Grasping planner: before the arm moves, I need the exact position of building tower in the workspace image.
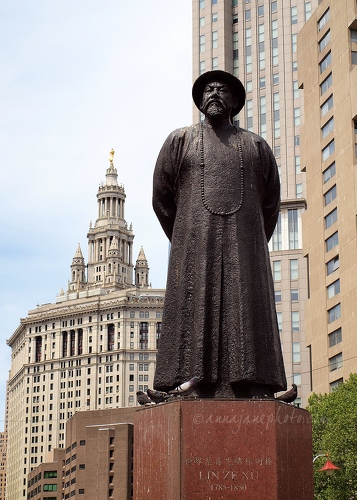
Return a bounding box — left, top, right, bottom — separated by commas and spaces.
192, 0, 318, 406
87, 152, 134, 289
6, 153, 164, 500
134, 246, 150, 288
299, 0, 357, 393
69, 244, 86, 291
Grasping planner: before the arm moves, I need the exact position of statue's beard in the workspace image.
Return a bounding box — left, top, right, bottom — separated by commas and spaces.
202, 100, 227, 118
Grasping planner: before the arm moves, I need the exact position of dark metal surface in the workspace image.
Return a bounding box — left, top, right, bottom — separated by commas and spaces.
153, 71, 287, 398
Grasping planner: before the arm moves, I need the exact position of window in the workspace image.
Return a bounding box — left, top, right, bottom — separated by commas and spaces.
293, 373, 301, 385
329, 353, 342, 372
296, 183, 303, 198
322, 140, 335, 161
43, 484, 57, 491
246, 98, 253, 129
213, 12, 218, 22
321, 95, 333, 117
329, 328, 342, 348
272, 213, 282, 250
271, 1, 277, 13
199, 61, 205, 74
200, 16, 205, 27
245, 9, 251, 21
328, 303, 341, 323
233, 31, 238, 59
260, 77, 265, 88
129, 364, 134, 371
290, 259, 298, 280
246, 28, 252, 73
319, 30, 330, 52
294, 107, 300, 127
351, 52, 357, 65
295, 155, 301, 174
327, 279, 340, 299
273, 261, 281, 281
322, 117, 334, 139
320, 52, 332, 73
351, 29, 357, 42
288, 209, 299, 249
291, 311, 300, 331
212, 57, 218, 70
212, 0, 217, 4
292, 342, 300, 363
273, 93, 280, 137
272, 19, 279, 66
305, 2, 312, 21
323, 162, 336, 183
320, 73, 332, 96
292, 33, 297, 53
291, 6, 297, 24
258, 24, 265, 70
212, 31, 218, 49
291, 289, 299, 301
293, 80, 299, 99
326, 255, 339, 275
277, 312, 282, 332
330, 378, 343, 391
326, 231, 338, 252
275, 290, 281, 302
200, 0, 205, 8
324, 185, 336, 206
200, 35, 205, 53
325, 208, 337, 229
318, 9, 330, 31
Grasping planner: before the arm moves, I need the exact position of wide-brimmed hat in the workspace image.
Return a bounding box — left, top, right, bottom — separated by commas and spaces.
192, 70, 246, 116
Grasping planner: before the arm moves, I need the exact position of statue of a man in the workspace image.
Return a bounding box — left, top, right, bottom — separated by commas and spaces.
153, 70, 287, 398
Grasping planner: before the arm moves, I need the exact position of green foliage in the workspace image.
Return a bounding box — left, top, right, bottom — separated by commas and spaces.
307, 373, 357, 499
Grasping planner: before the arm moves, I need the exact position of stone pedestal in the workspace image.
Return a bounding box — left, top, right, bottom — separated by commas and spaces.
134, 399, 313, 500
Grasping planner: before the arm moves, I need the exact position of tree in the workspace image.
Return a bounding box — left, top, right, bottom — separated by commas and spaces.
307, 373, 357, 499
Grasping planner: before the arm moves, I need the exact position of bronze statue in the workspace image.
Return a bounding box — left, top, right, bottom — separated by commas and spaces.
153, 70, 287, 398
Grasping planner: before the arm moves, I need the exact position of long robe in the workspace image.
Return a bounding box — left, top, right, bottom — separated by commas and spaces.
153, 123, 287, 395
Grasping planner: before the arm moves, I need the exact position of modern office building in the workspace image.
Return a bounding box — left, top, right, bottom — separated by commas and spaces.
6, 156, 164, 499
299, 0, 357, 394
27, 407, 136, 500
192, 0, 319, 405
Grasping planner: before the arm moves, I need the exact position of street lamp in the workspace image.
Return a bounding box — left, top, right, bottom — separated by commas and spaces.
313, 453, 340, 476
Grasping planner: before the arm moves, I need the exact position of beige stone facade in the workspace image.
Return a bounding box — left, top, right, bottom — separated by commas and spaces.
6, 158, 164, 500
192, 0, 318, 405
299, 0, 357, 394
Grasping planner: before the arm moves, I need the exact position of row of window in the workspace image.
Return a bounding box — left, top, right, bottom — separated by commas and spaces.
29, 310, 161, 334
276, 311, 300, 333
275, 289, 299, 302
272, 259, 298, 281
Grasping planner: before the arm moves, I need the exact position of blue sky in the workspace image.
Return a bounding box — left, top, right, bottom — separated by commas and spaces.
0, 0, 192, 426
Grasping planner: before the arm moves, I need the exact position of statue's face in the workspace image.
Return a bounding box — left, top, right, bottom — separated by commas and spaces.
200, 81, 238, 119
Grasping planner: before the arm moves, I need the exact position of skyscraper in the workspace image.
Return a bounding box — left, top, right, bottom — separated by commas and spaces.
299, 0, 357, 394
6, 156, 164, 499
192, 0, 318, 406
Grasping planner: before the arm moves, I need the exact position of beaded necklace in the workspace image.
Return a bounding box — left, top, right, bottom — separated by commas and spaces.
200, 123, 244, 216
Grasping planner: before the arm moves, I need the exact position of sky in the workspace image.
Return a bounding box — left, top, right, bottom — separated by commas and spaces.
0, 0, 192, 426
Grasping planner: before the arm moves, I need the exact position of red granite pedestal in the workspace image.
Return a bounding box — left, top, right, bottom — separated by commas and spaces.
134, 399, 313, 500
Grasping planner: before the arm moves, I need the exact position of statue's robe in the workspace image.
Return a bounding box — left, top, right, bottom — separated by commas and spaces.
153, 123, 287, 396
